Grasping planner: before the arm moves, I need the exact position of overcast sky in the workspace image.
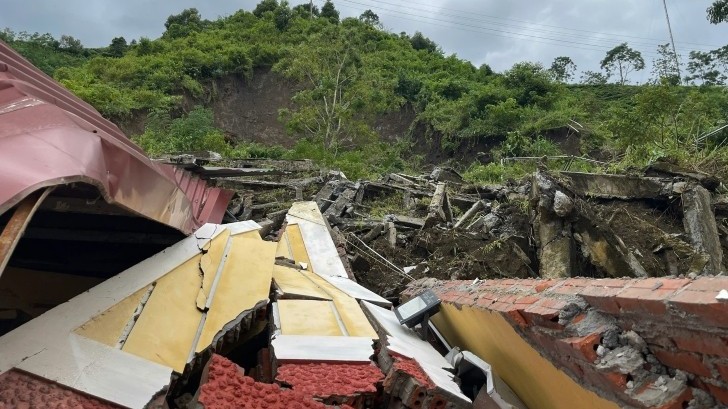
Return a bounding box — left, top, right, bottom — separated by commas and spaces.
2, 0, 727, 81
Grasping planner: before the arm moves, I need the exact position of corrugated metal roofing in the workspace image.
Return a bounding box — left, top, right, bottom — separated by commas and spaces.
0, 41, 232, 234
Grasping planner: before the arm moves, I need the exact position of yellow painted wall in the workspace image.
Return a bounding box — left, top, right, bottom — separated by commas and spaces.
196, 235, 275, 352
303, 272, 377, 339
121, 254, 204, 372
278, 299, 343, 336
272, 265, 331, 300
74, 286, 149, 346
432, 304, 619, 409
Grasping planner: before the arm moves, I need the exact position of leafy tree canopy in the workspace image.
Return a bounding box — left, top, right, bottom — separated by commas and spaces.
707, 0, 728, 24
600, 43, 645, 85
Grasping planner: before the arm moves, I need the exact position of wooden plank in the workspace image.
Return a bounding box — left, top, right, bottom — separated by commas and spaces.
0, 188, 52, 278
40, 196, 130, 216
1, 267, 102, 312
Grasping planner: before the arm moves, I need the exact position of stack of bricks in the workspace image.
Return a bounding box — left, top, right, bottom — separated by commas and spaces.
381, 356, 450, 409
405, 276, 728, 408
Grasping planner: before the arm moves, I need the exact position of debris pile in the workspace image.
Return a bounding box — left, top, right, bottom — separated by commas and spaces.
176, 153, 728, 298
5, 40, 727, 409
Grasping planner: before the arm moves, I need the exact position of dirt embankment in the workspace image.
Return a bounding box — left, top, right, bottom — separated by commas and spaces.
116, 69, 579, 166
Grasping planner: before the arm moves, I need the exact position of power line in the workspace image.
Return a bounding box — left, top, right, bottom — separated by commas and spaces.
344, 0, 723, 50
342, 0, 713, 54
334, 0, 664, 58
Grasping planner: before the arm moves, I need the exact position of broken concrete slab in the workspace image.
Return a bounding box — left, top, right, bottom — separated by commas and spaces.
453, 200, 486, 230
561, 172, 679, 200
646, 161, 720, 191
533, 172, 574, 278
430, 167, 464, 184
424, 183, 448, 228
682, 186, 724, 274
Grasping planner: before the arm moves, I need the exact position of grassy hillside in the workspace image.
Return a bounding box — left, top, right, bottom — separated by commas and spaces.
3, 2, 728, 180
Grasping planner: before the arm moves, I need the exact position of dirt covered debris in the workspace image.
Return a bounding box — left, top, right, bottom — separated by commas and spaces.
173, 153, 728, 298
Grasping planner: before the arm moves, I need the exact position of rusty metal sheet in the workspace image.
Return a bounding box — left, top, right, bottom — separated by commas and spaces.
0, 41, 232, 234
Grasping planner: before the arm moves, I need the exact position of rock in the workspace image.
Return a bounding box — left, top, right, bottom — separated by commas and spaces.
596, 346, 645, 374
602, 327, 620, 349
553, 190, 574, 217
482, 213, 501, 233
620, 330, 648, 354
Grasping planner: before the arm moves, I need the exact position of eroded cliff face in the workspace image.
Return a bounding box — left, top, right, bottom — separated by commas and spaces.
119, 68, 415, 148
205, 69, 298, 147
116, 68, 576, 165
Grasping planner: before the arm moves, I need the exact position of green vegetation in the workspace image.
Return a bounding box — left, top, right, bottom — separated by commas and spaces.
4, 2, 728, 183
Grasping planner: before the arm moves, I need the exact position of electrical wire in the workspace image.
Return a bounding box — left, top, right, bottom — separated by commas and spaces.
333, 0, 665, 58
338, 0, 714, 54
346, 234, 415, 281
336, 0, 722, 50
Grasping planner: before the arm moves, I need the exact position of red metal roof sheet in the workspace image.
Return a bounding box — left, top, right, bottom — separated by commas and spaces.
0, 41, 232, 234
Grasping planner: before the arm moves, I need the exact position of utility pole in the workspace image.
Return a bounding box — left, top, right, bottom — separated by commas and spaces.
661, 0, 682, 83
310, 0, 313, 18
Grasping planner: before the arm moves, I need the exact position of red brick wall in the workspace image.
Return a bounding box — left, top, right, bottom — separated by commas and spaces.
405, 276, 728, 408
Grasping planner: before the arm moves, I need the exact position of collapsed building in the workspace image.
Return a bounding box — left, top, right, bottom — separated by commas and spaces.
1, 40, 728, 409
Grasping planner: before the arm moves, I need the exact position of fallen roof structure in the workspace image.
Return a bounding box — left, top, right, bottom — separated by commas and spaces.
0, 201, 484, 408
0, 41, 234, 339
0, 41, 232, 235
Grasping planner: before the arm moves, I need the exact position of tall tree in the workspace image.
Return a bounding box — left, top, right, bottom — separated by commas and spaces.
320, 1, 340, 23
292, 3, 319, 18
410, 31, 438, 53
359, 10, 380, 27
58, 35, 83, 54
274, 1, 293, 31
707, 0, 728, 24
549, 56, 577, 82
274, 26, 380, 154
164, 8, 204, 38
600, 43, 645, 85
503, 62, 558, 107
107, 36, 128, 58
253, 0, 279, 17
685, 50, 726, 85
651, 43, 680, 85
